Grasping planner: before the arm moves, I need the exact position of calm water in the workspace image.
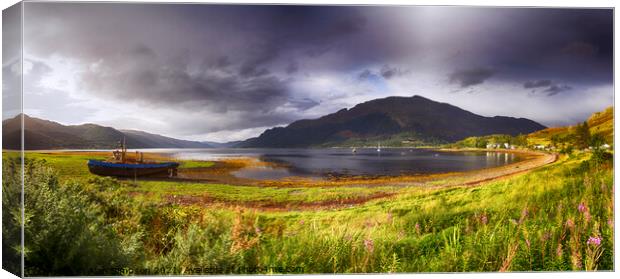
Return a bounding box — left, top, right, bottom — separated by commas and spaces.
133, 148, 525, 180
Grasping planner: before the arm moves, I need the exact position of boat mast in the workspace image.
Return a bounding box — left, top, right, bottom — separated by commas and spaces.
122, 136, 127, 163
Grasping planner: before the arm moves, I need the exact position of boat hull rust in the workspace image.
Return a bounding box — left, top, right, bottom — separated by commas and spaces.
87, 160, 180, 177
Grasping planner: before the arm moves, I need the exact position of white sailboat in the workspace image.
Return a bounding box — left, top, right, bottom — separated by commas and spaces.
377, 142, 381, 152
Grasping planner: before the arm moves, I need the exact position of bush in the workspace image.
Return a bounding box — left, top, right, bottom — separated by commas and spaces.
3, 157, 141, 276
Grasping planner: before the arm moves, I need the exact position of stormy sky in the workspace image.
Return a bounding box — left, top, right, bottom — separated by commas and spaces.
3, 3, 614, 142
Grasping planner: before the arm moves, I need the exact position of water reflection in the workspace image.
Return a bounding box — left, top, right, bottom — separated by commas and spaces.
159, 148, 525, 180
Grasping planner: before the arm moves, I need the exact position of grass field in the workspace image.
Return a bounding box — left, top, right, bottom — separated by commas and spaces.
1, 147, 613, 275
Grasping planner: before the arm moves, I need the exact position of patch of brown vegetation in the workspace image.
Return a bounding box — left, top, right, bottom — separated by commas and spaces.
162, 191, 396, 211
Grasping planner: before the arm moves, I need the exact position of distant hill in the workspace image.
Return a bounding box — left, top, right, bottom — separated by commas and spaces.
2, 114, 212, 150
528, 106, 613, 146
200, 140, 244, 148
241, 95, 546, 147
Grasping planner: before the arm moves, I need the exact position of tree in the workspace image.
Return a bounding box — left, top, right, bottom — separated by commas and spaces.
589, 132, 609, 165
574, 121, 591, 149
513, 134, 528, 147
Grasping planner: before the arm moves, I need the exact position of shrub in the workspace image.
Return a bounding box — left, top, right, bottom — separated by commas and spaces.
3, 157, 140, 276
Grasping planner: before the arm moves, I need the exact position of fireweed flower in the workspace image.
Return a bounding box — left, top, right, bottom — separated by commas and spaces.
584, 211, 592, 223
364, 239, 374, 253
480, 214, 488, 225
578, 202, 587, 213
587, 236, 602, 246
415, 223, 421, 234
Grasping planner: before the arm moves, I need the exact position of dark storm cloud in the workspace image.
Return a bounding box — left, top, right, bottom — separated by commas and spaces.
22, 3, 370, 133
81, 45, 290, 113
449, 68, 496, 88
21, 3, 613, 138
285, 61, 299, 74
523, 80, 552, 89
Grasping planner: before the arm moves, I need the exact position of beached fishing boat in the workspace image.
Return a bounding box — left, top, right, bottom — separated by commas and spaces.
87, 138, 179, 177
87, 160, 179, 177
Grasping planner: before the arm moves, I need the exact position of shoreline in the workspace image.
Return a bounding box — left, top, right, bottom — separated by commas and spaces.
13, 148, 559, 211
21, 148, 557, 188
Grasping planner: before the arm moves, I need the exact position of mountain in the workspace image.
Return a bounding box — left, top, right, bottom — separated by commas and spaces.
241, 95, 546, 147
200, 140, 244, 148
2, 114, 212, 150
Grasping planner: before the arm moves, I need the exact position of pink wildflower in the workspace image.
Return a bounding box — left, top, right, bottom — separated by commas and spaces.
584, 211, 592, 223
480, 214, 488, 225
364, 239, 374, 253
578, 202, 587, 213
587, 236, 602, 246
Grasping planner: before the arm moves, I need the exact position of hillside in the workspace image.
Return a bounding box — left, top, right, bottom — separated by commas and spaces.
527, 106, 613, 146
2, 114, 212, 150
241, 95, 546, 147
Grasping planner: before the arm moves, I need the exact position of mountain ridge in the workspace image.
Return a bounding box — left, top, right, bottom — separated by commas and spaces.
240, 95, 547, 147
2, 114, 213, 150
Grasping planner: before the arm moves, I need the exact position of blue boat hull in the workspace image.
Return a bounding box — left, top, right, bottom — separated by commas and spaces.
87, 160, 180, 177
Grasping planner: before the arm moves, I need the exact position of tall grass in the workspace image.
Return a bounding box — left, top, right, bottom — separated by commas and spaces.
2, 151, 613, 275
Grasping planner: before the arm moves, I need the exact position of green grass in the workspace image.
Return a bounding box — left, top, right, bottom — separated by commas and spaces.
24, 152, 105, 179
178, 160, 215, 169
5, 150, 614, 275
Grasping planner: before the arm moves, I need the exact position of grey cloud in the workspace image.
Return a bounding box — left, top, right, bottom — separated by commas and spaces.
524, 80, 572, 97
19, 4, 614, 139
561, 41, 599, 57
449, 67, 495, 88
285, 61, 299, 74
523, 79, 552, 88
288, 98, 320, 111
380, 65, 403, 79
79, 45, 295, 125
357, 69, 375, 81
544, 84, 572, 96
